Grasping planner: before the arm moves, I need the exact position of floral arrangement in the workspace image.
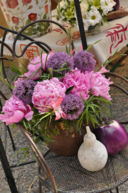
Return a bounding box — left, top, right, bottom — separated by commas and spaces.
57, 0, 117, 31
0, 49, 112, 142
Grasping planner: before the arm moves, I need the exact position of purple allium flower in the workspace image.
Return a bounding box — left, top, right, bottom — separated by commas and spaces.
73, 51, 96, 72
61, 94, 84, 120
47, 52, 73, 75
13, 79, 37, 104
113, 0, 120, 10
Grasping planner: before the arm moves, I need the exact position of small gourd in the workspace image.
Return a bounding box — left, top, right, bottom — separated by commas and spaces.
78, 126, 108, 172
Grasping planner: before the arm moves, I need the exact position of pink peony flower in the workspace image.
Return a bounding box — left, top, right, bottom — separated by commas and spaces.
32, 78, 66, 113
24, 52, 53, 79
0, 96, 33, 125
6, 0, 18, 8
22, 0, 32, 4
62, 68, 112, 101
62, 70, 90, 100
87, 70, 112, 100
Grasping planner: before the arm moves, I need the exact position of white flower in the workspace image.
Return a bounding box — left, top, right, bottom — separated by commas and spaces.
100, 0, 116, 15
86, 6, 102, 26
59, 0, 67, 8
83, 19, 90, 31
80, 0, 89, 15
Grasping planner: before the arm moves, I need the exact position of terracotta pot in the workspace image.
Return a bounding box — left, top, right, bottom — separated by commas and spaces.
48, 122, 86, 156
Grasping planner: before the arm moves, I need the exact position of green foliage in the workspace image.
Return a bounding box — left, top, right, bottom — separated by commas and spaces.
86, 39, 101, 51
20, 94, 111, 144
66, 86, 74, 94
15, 147, 30, 165
57, 0, 76, 26
0, 63, 12, 89
77, 95, 111, 129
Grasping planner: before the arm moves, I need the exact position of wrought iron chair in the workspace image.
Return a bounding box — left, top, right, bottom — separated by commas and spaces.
0, 0, 128, 192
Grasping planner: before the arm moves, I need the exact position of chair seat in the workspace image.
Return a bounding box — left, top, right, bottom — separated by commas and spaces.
43, 145, 128, 193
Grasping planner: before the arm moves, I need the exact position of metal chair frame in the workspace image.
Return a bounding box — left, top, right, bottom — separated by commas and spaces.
0, 0, 128, 192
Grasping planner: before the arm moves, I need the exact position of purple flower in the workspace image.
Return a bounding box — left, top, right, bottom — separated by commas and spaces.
13, 79, 37, 104
61, 94, 84, 120
47, 52, 73, 75
73, 51, 96, 72
113, 0, 120, 10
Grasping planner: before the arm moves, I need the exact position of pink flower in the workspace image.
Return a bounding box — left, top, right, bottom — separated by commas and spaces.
6, 0, 18, 8
99, 67, 109, 74
22, 0, 32, 4
0, 96, 33, 125
62, 69, 112, 101
32, 78, 66, 113
87, 71, 112, 100
24, 52, 53, 79
51, 98, 66, 120
62, 70, 90, 100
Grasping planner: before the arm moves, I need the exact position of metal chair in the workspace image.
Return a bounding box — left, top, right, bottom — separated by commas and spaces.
0, 0, 128, 192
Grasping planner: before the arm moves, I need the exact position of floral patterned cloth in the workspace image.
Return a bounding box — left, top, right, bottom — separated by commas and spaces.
0, 0, 51, 37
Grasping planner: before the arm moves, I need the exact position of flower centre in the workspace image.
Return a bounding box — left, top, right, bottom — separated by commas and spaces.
91, 15, 96, 20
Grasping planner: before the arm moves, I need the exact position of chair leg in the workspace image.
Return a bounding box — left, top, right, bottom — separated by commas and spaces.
109, 187, 119, 193
6, 125, 16, 151
0, 137, 18, 193
38, 166, 42, 193
116, 187, 119, 193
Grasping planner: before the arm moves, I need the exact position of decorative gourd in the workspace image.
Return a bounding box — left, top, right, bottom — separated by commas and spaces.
78, 126, 108, 172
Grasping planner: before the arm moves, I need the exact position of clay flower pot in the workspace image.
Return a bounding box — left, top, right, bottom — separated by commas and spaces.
0, 0, 51, 37
48, 121, 86, 156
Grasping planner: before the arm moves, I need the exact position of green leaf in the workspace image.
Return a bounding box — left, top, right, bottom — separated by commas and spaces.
34, 112, 52, 127
66, 86, 74, 94
15, 147, 30, 166
86, 39, 101, 51
0, 76, 12, 89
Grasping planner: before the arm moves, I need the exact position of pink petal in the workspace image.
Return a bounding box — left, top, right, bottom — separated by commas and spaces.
99, 67, 109, 73
51, 97, 64, 109
25, 111, 33, 121
55, 111, 61, 120
0, 110, 24, 125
